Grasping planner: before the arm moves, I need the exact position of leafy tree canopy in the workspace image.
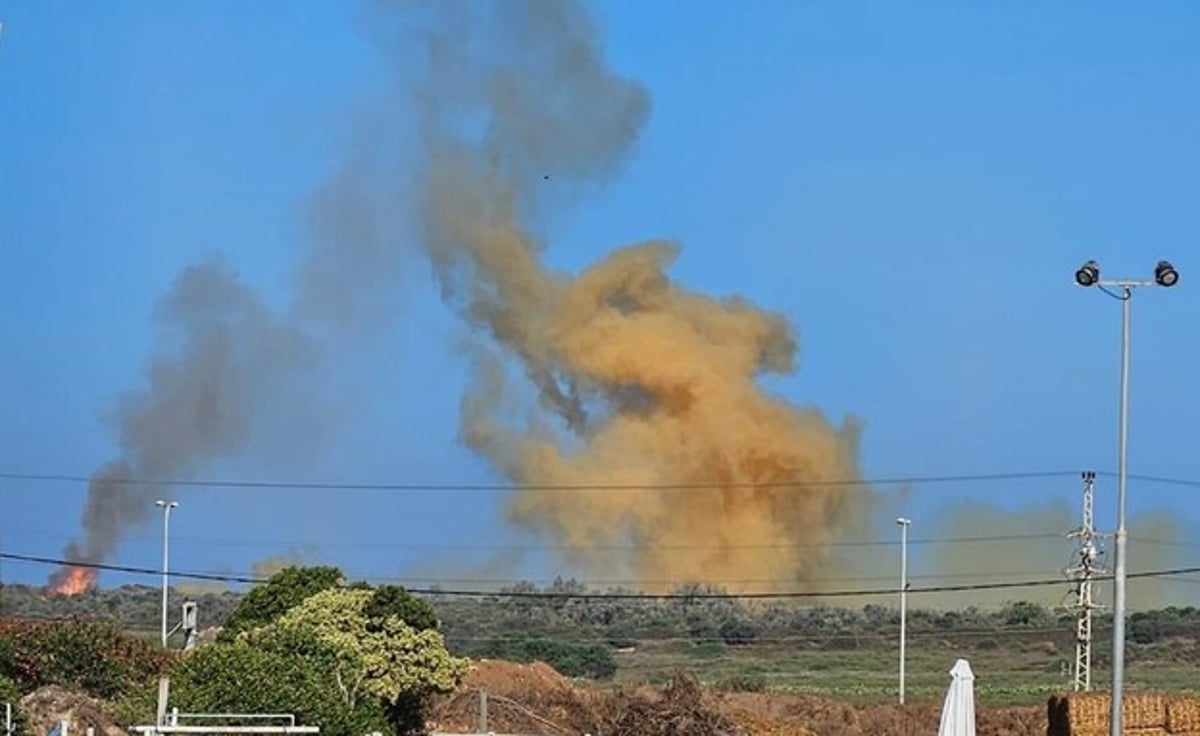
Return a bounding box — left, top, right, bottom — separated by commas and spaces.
170, 642, 389, 736
219, 565, 344, 641
365, 585, 439, 632
245, 588, 468, 708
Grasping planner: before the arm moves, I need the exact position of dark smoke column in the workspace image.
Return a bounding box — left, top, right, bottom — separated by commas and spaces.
51, 260, 324, 592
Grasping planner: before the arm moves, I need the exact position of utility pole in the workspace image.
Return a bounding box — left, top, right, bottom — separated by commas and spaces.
1067, 471, 1105, 691
1074, 259, 1179, 736
896, 517, 912, 705
155, 500, 179, 648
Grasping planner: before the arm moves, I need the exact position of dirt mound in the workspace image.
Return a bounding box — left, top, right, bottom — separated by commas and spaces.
429, 660, 601, 734
19, 685, 125, 736
461, 658, 577, 699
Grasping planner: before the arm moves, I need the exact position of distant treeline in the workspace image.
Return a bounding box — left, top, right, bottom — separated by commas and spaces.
4, 579, 1200, 677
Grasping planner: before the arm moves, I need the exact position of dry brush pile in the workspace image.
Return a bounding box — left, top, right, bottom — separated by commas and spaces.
429, 659, 1052, 736
429, 661, 744, 735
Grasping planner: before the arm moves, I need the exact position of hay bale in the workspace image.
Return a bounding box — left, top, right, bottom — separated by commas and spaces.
1168, 695, 1200, 733
1067, 691, 1111, 732
1125, 692, 1168, 729
1052, 690, 1171, 733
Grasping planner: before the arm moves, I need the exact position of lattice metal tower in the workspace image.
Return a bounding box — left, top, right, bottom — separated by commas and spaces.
1067, 471, 1105, 691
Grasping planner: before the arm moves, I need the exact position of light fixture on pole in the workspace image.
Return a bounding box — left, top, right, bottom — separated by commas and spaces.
896, 516, 912, 705
155, 499, 179, 648
1074, 259, 1178, 736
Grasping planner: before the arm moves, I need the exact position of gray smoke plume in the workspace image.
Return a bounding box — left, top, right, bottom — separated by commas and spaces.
51, 102, 414, 594
50, 256, 347, 592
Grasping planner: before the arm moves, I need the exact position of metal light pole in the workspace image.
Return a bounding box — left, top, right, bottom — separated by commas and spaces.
896, 516, 912, 705
1074, 259, 1178, 736
155, 499, 179, 648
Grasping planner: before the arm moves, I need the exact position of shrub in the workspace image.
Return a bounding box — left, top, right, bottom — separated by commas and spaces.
0, 675, 29, 735
718, 618, 759, 646
716, 672, 767, 692
480, 636, 617, 680
0, 618, 170, 698
170, 643, 389, 736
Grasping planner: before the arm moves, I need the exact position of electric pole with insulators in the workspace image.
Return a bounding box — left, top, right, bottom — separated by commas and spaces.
1067, 470, 1105, 691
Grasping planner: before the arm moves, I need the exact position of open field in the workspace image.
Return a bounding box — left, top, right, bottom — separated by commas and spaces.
5, 582, 1198, 709
610, 638, 1200, 706
121, 623, 1200, 705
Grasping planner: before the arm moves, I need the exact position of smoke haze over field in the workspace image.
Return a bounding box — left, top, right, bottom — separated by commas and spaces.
914, 498, 1185, 610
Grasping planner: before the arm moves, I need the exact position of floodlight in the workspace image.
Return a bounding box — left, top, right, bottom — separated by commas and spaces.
1075, 260, 1100, 287
1155, 260, 1179, 287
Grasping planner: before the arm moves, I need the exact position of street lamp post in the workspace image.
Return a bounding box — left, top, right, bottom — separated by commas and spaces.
896, 516, 912, 705
1074, 259, 1178, 736
155, 499, 179, 648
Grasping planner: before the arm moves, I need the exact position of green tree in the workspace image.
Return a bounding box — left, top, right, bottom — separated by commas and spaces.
365, 585, 439, 632
247, 588, 469, 734
219, 566, 344, 641
170, 643, 389, 736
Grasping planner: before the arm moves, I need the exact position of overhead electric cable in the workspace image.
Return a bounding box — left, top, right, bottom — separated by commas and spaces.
0, 469, 1079, 492
4, 551, 1200, 601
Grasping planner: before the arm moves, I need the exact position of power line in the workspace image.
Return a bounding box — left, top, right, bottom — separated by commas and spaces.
1115, 472, 1200, 488
4, 525, 1189, 558
8, 469, 1200, 491
0, 469, 1079, 492
0, 526, 1071, 551
4, 551, 1200, 600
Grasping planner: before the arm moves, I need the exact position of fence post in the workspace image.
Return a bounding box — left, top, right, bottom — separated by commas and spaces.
478, 689, 488, 733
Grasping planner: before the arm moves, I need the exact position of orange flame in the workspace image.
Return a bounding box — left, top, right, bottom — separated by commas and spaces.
48, 566, 96, 596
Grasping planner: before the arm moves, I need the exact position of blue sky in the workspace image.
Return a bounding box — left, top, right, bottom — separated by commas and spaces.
2, 1, 1199, 601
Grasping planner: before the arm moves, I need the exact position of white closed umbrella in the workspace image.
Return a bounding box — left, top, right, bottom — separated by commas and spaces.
938, 659, 976, 736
